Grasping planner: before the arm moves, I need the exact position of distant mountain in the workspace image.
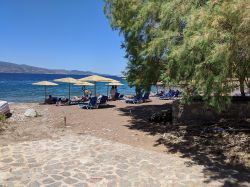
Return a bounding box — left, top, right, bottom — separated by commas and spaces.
0, 61, 104, 75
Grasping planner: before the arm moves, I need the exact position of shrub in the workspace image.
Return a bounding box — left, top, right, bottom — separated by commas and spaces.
0, 114, 6, 122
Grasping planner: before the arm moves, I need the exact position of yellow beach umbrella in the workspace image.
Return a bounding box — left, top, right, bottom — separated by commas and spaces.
106, 82, 124, 86
105, 82, 124, 97
79, 75, 117, 96
54, 77, 78, 100
74, 81, 94, 96
156, 82, 164, 86
74, 81, 95, 86
32, 81, 58, 101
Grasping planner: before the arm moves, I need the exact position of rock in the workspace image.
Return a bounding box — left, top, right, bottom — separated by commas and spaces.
24, 109, 37, 117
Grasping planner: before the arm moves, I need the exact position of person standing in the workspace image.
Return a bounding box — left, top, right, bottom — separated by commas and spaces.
110, 86, 116, 100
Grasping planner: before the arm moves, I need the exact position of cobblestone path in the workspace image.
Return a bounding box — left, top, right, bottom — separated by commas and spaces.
0, 135, 228, 186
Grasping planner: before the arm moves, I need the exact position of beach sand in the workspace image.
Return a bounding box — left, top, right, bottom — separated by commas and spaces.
0, 97, 171, 153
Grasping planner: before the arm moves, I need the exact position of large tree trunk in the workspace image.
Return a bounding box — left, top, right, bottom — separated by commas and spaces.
239, 78, 245, 97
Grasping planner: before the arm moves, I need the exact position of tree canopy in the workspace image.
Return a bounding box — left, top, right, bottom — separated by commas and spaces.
104, 0, 250, 110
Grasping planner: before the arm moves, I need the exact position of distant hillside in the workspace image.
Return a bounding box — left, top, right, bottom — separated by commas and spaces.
0, 61, 102, 75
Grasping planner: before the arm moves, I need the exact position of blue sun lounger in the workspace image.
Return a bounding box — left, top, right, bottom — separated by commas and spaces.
160, 90, 180, 100
97, 95, 108, 108
125, 93, 143, 104
79, 97, 97, 109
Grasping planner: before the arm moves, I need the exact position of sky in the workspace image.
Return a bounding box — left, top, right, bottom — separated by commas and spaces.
0, 0, 126, 75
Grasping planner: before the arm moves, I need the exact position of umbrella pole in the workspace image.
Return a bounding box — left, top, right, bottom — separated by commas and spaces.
45, 86, 47, 103
107, 85, 109, 97
69, 83, 71, 101
94, 82, 96, 97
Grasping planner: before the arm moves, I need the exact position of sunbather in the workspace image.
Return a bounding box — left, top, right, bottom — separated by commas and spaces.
46, 95, 58, 104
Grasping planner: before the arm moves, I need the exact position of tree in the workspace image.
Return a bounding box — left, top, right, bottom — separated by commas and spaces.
167, 0, 250, 110
104, 0, 250, 110
104, 0, 165, 91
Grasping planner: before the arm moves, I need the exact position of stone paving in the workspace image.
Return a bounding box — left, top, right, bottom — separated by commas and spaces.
0, 135, 224, 187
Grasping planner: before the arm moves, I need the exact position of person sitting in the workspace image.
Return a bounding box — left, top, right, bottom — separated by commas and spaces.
46, 95, 57, 104
56, 97, 68, 106
84, 89, 89, 97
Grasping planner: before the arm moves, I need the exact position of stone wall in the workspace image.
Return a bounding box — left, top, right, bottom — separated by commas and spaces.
172, 99, 250, 124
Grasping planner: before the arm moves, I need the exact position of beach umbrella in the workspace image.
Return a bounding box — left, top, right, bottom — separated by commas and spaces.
32, 81, 58, 101
54, 77, 78, 100
156, 82, 164, 86
105, 82, 124, 97
106, 82, 124, 86
74, 81, 94, 95
79, 75, 117, 96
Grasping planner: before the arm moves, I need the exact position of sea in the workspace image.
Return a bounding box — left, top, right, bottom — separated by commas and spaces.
0, 73, 156, 103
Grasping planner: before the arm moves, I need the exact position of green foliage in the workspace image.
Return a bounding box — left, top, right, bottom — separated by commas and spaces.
0, 114, 6, 122
167, 0, 250, 110
104, 0, 165, 90
104, 0, 250, 111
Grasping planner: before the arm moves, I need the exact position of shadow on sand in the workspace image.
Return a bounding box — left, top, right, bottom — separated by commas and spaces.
118, 103, 250, 186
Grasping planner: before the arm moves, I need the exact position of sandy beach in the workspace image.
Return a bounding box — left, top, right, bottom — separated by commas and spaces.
0, 98, 170, 153
1, 97, 250, 186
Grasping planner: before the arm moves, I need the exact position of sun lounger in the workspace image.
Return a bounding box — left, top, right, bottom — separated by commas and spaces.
119, 94, 124, 100
45, 97, 58, 104
159, 90, 180, 100
125, 93, 143, 104
70, 97, 89, 105
0, 100, 10, 115
142, 92, 150, 102
96, 95, 108, 108
79, 97, 97, 109
115, 92, 120, 100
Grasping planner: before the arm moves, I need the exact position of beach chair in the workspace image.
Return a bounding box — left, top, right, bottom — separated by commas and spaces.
96, 95, 108, 108
79, 97, 97, 109
69, 96, 88, 105
119, 94, 124, 100
125, 93, 143, 104
142, 92, 150, 102
160, 90, 180, 100
159, 90, 175, 100
0, 100, 10, 116
115, 92, 120, 100
174, 90, 180, 97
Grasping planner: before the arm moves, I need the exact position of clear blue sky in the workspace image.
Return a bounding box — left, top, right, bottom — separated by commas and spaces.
0, 0, 126, 75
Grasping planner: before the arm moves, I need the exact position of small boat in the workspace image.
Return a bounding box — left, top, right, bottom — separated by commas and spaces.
0, 100, 10, 115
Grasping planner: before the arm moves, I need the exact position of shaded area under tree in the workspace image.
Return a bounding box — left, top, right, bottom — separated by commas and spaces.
118, 103, 250, 186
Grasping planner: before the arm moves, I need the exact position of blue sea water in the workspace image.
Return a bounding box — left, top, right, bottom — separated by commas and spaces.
0, 73, 139, 103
